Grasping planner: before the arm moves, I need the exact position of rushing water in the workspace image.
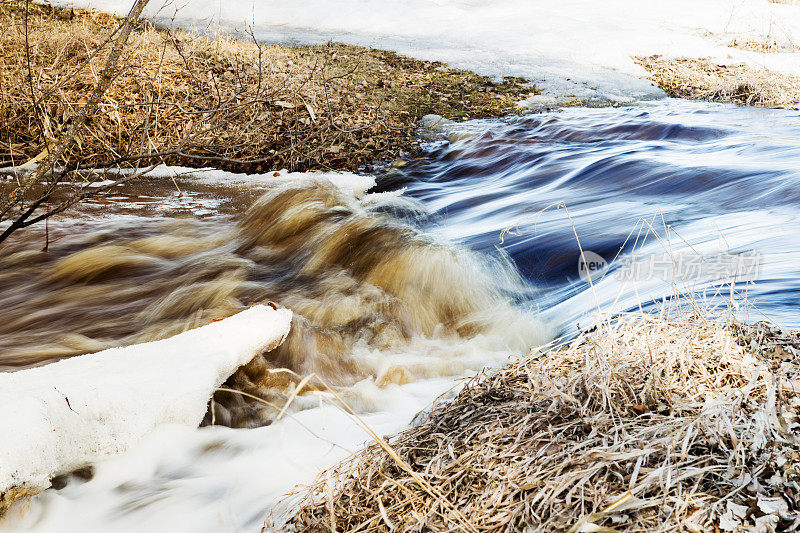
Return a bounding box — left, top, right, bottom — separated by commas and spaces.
397, 100, 800, 328
2, 99, 800, 531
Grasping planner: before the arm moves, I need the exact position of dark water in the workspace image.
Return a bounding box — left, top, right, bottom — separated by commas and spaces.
389, 100, 800, 328
1, 99, 799, 423
3, 99, 800, 532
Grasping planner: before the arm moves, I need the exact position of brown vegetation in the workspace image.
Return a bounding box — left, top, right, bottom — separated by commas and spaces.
0, 487, 37, 519
0, 1, 532, 175
727, 38, 800, 54
277, 313, 800, 532
635, 55, 800, 108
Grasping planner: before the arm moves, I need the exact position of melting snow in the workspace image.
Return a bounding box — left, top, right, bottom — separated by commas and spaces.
0, 305, 291, 494
53, 0, 800, 103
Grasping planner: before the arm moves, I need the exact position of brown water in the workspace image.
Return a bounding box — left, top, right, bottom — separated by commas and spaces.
0, 172, 546, 428
4, 101, 800, 533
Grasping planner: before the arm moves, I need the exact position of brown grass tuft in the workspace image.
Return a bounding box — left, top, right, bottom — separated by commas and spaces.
727, 38, 800, 54
275, 313, 800, 532
635, 56, 800, 109
0, 486, 38, 519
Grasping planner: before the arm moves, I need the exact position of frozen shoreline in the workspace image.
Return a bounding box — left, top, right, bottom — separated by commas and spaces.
52, 0, 800, 105
0, 306, 291, 497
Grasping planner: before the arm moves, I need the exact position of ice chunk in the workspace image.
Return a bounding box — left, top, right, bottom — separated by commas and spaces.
0, 305, 292, 493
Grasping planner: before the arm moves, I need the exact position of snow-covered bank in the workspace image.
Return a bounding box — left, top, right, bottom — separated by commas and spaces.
0, 305, 292, 494
54, 0, 800, 104
1, 338, 522, 532
141, 166, 378, 197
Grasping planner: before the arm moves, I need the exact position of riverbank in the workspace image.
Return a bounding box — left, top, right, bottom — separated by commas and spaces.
0, 306, 292, 519
3, 2, 798, 186
278, 313, 800, 532
636, 56, 800, 109
0, 1, 533, 175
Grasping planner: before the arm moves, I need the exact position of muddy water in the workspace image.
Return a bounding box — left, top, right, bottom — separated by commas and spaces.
0, 170, 548, 428
2, 99, 800, 532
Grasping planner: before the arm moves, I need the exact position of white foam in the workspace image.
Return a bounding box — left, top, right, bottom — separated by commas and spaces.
0, 305, 292, 494
139, 165, 376, 196
542, 209, 800, 329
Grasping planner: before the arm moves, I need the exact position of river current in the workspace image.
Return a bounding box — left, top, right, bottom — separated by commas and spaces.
2, 98, 799, 531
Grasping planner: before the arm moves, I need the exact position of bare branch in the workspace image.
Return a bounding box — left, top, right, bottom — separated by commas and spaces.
0, 0, 150, 223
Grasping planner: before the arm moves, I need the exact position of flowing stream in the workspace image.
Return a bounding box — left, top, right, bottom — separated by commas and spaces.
2, 99, 800, 531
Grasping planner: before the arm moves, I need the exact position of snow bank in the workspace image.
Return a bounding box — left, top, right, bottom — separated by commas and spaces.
0, 305, 292, 493
55, 0, 800, 103
1, 343, 516, 532
128, 165, 376, 197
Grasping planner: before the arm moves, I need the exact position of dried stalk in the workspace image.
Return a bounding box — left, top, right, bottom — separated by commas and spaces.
0, 0, 150, 223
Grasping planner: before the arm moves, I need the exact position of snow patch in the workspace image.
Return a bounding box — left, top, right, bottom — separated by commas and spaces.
54, 0, 800, 104
137, 165, 376, 196
0, 305, 292, 494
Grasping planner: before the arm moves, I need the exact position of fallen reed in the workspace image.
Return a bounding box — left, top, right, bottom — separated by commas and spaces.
0, 1, 532, 174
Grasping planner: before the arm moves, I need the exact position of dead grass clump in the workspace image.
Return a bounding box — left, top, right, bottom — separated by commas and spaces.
0, 486, 37, 518
635, 56, 800, 109
277, 313, 800, 532
0, 1, 533, 174
727, 38, 800, 54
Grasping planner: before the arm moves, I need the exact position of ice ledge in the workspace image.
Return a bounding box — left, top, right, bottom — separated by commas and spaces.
0, 305, 292, 493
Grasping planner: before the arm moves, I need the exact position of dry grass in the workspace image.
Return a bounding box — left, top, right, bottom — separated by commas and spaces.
727, 38, 800, 54
276, 313, 800, 532
0, 1, 532, 174
0, 487, 37, 518
635, 56, 800, 109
